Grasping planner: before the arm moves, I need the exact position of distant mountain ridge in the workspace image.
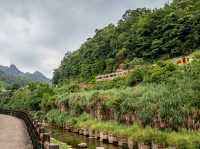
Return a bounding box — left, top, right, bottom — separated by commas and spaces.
0, 64, 50, 86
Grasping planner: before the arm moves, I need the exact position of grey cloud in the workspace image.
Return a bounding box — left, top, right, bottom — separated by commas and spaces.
0, 0, 169, 78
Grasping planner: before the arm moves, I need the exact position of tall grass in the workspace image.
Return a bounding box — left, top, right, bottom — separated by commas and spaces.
55, 71, 200, 127
42, 110, 200, 148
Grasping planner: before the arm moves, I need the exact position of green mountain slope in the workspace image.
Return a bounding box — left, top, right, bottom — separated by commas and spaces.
53, 0, 200, 83
0, 64, 50, 86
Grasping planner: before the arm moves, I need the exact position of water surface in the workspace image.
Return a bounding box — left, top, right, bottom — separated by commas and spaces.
47, 127, 120, 149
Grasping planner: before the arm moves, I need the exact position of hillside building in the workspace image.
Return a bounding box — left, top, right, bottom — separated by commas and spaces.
174, 55, 193, 65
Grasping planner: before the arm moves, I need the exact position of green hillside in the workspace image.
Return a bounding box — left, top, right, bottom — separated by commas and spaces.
3, 52, 200, 148
53, 0, 200, 83
0, 64, 50, 88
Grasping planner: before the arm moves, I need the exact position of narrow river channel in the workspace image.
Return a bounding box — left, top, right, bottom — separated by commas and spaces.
47, 127, 120, 149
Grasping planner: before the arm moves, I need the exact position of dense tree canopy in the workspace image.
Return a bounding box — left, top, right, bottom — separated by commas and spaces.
53, 0, 200, 84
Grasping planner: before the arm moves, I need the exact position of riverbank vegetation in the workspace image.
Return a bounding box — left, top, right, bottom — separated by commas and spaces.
33, 110, 200, 148
1, 54, 200, 147
51, 138, 69, 149
54, 55, 200, 131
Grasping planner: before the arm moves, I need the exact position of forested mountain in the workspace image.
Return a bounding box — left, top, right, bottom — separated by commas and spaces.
0, 64, 50, 86
53, 0, 200, 84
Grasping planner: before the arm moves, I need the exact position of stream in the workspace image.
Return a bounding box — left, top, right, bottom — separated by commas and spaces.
47, 127, 120, 149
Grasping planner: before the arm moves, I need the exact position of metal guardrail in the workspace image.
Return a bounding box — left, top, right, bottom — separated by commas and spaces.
0, 109, 42, 149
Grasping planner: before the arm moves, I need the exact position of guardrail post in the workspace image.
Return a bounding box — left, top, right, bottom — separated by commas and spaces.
0, 109, 42, 149
39, 127, 45, 134
0, 109, 60, 149
41, 133, 50, 149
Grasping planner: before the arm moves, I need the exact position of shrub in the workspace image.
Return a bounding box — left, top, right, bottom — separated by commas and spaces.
94, 77, 126, 90
127, 66, 148, 86
146, 60, 177, 83
31, 111, 46, 121
46, 109, 67, 126
127, 58, 145, 69
193, 50, 200, 59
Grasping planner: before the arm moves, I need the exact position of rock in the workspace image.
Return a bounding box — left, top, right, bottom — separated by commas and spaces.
100, 132, 108, 142
138, 143, 151, 149
83, 128, 89, 136
79, 129, 84, 135
49, 144, 59, 149
168, 147, 176, 149
152, 143, 167, 149
117, 136, 128, 147
72, 127, 79, 133
68, 146, 76, 149
88, 136, 96, 139
65, 125, 70, 131
88, 129, 95, 137
108, 134, 117, 144
96, 147, 105, 149
128, 139, 137, 149
68, 126, 73, 132
78, 143, 87, 148
94, 131, 100, 139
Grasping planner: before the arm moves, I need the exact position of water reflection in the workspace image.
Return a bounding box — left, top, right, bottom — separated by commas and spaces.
47, 127, 120, 149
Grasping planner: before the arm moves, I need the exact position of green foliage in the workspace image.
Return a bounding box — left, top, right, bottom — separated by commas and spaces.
5, 87, 33, 110
3, 12, 200, 143
52, 60, 200, 129
127, 66, 148, 86
193, 50, 200, 59
4, 53, 200, 147
46, 109, 67, 126
146, 60, 177, 83
51, 138, 69, 149
44, 112, 200, 148
40, 94, 56, 112
57, 83, 80, 94
126, 58, 145, 69
31, 111, 46, 121
126, 60, 177, 86
4, 83, 55, 111
53, 0, 200, 83
5, 58, 200, 132
94, 77, 126, 90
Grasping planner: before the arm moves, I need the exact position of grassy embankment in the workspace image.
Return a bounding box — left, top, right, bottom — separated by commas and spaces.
3, 51, 200, 148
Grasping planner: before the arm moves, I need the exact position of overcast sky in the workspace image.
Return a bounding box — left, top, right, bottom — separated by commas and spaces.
0, 0, 170, 78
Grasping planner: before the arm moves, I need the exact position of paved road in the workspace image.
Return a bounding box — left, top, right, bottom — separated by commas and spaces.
0, 114, 33, 149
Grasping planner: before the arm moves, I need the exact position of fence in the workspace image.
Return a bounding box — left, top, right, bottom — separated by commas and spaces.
0, 109, 42, 149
